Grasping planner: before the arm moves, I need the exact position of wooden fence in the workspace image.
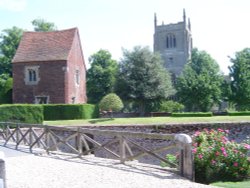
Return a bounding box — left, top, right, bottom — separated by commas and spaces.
0, 122, 194, 180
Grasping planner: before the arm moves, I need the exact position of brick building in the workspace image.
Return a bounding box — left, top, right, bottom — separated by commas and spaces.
12, 28, 87, 104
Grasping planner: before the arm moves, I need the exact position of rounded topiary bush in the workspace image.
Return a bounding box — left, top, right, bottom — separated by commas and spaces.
99, 93, 124, 112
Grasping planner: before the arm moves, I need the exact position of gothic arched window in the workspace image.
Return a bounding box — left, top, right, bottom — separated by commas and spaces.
24, 66, 40, 85
28, 69, 37, 82
166, 34, 176, 49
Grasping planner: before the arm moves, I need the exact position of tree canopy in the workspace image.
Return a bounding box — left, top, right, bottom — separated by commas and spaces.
116, 46, 174, 115
87, 49, 118, 104
32, 18, 57, 32
0, 74, 12, 104
176, 48, 223, 112
0, 26, 23, 76
99, 93, 124, 112
229, 48, 250, 110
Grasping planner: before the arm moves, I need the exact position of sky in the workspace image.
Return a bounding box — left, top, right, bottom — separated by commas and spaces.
0, 0, 250, 74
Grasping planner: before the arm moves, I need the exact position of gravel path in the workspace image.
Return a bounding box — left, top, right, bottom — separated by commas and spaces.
4, 150, 217, 188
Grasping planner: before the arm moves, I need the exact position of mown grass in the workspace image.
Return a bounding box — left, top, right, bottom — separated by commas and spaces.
44, 115, 250, 126
210, 180, 250, 188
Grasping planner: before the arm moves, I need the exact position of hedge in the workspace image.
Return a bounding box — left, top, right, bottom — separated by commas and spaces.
171, 112, 213, 117
227, 111, 250, 116
0, 104, 43, 124
43, 104, 98, 120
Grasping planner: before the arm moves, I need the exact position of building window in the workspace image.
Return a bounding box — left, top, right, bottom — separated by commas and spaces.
169, 57, 174, 64
24, 66, 40, 85
28, 69, 37, 82
35, 96, 49, 104
166, 34, 176, 49
75, 70, 80, 85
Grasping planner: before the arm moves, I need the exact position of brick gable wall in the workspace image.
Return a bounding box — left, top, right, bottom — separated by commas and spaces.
66, 32, 87, 104
13, 61, 67, 103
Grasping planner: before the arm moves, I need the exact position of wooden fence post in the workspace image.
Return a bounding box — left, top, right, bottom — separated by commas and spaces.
119, 136, 126, 163
175, 134, 194, 181
77, 128, 83, 156
45, 126, 50, 154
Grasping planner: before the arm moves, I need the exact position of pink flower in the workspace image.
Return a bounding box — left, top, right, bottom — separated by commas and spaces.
211, 160, 216, 165
198, 154, 203, 159
194, 131, 200, 136
193, 143, 197, 147
215, 151, 220, 156
223, 151, 228, 157
233, 149, 239, 154
221, 147, 225, 152
192, 148, 197, 154
233, 162, 238, 167
225, 130, 229, 134
218, 128, 224, 133
221, 136, 228, 142
244, 144, 250, 150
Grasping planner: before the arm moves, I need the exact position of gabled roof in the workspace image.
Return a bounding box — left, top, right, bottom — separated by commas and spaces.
12, 28, 78, 63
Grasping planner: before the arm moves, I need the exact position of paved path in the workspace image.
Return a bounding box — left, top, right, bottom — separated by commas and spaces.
0, 145, 216, 188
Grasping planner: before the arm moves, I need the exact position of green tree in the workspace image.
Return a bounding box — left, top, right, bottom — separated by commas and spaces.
176, 48, 223, 112
99, 93, 124, 112
229, 48, 250, 110
87, 49, 118, 104
0, 74, 13, 104
0, 26, 23, 75
116, 46, 174, 116
32, 18, 57, 32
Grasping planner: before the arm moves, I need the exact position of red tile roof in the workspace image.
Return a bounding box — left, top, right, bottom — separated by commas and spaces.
12, 28, 77, 63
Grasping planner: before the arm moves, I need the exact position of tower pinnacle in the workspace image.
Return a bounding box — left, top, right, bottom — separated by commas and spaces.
183, 8, 186, 23
188, 18, 191, 30
154, 13, 157, 28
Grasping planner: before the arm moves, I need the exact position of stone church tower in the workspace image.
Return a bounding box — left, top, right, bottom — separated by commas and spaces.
154, 9, 192, 78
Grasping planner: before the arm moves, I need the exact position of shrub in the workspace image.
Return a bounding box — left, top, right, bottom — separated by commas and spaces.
159, 100, 184, 112
0, 104, 43, 124
228, 111, 250, 116
171, 112, 213, 117
43, 104, 98, 121
161, 154, 178, 168
99, 93, 124, 112
193, 129, 250, 184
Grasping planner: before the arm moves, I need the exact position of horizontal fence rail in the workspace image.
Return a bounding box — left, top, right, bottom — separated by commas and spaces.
0, 122, 194, 180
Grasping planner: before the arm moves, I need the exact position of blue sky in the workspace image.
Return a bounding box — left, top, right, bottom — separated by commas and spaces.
0, 0, 250, 74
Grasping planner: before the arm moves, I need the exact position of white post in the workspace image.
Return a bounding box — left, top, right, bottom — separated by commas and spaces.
0, 152, 6, 188
174, 134, 194, 181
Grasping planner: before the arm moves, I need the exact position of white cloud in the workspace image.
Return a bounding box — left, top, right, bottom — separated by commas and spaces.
0, 0, 27, 11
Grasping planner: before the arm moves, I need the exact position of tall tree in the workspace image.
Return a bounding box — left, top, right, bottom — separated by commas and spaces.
32, 18, 57, 32
176, 48, 223, 112
229, 48, 250, 110
0, 74, 12, 104
87, 49, 118, 104
0, 27, 23, 76
116, 46, 174, 115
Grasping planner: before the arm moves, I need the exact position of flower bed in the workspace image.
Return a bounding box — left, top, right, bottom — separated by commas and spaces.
193, 128, 250, 184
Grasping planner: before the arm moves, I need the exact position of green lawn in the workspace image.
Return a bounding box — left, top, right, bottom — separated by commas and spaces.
44, 116, 250, 126
210, 180, 250, 188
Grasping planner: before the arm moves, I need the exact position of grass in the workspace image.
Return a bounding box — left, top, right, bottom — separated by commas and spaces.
44, 115, 250, 126
210, 180, 250, 188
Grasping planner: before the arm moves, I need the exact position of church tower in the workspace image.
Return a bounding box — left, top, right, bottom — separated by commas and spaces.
154, 9, 192, 78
